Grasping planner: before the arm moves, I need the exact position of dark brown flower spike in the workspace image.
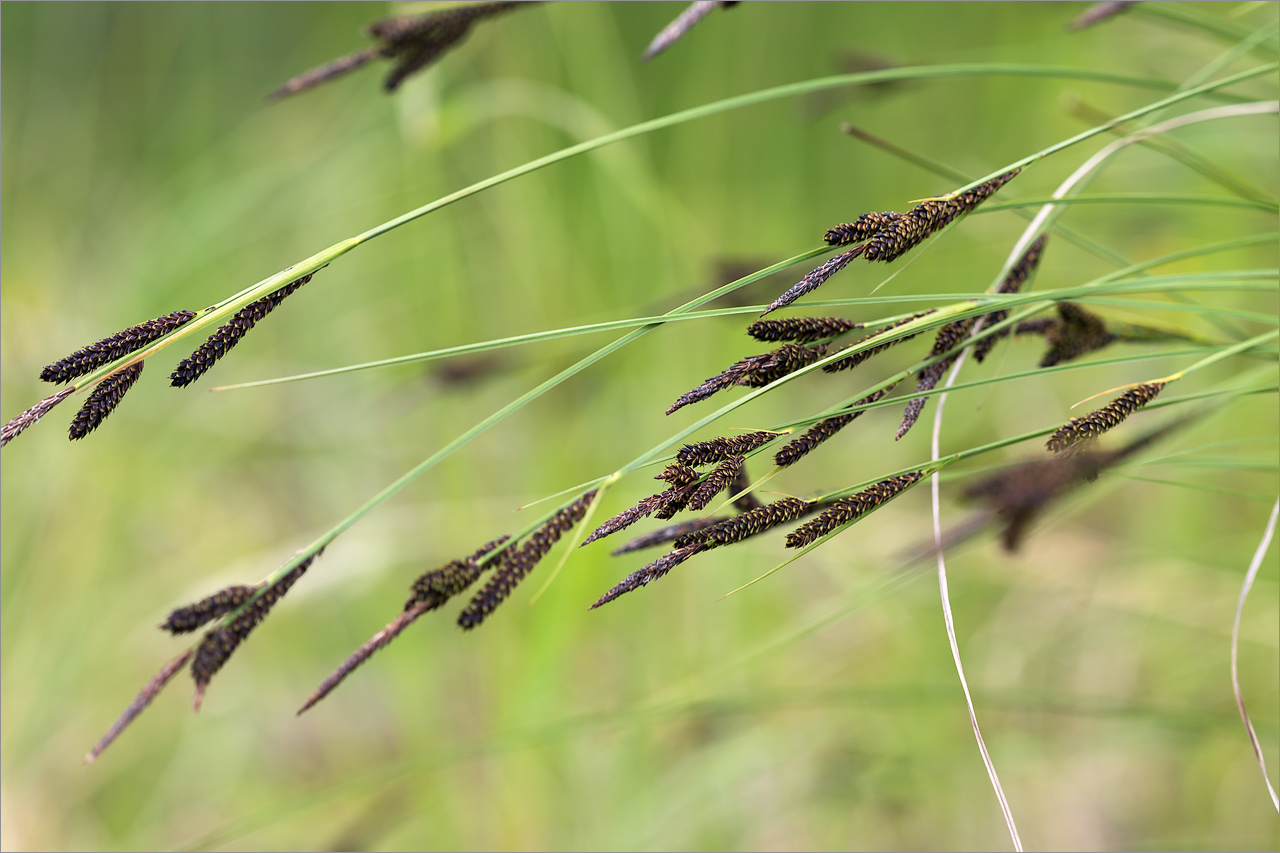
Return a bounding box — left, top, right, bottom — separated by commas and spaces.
824, 212, 905, 247
762, 246, 865, 315
822, 311, 935, 374
191, 549, 322, 710
677, 497, 815, 549
68, 362, 145, 441
590, 543, 709, 609
406, 533, 512, 612
667, 344, 826, 414
958, 415, 1199, 553
268, 2, 527, 100
863, 169, 1020, 263
41, 309, 196, 384
739, 344, 828, 386
86, 649, 193, 764
298, 537, 510, 715
686, 456, 744, 511
676, 430, 782, 466
1045, 381, 1165, 453
962, 453, 1113, 551
1, 387, 74, 448
457, 491, 596, 629
161, 584, 262, 634
656, 464, 701, 487
582, 491, 674, 547
592, 498, 815, 609
746, 316, 862, 344
170, 272, 316, 388
820, 169, 1019, 270
1037, 302, 1117, 367
1069, 1, 1135, 31
642, 0, 737, 62
299, 602, 430, 716
972, 234, 1049, 363
773, 386, 895, 467
654, 482, 698, 520
896, 317, 977, 440
610, 517, 730, 556
786, 472, 923, 548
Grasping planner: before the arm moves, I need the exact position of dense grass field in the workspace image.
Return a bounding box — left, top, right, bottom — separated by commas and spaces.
2, 3, 1277, 850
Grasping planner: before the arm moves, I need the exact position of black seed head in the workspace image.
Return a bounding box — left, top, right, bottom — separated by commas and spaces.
677, 497, 815, 550
746, 316, 861, 344
589, 542, 709, 609
1039, 302, 1116, 367
822, 311, 935, 374
676, 430, 781, 466
190, 550, 322, 708
763, 246, 865, 315
824, 212, 902, 247
610, 517, 730, 556
656, 464, 701, 487
786, 472, 923, 548
457, 491, 596, 629
686, 456, 744, 511
161, 584, 261, 634
773, 386, 894, 467
973, 234, 1049, 363
68, 362, 145, 441
170, 273, 315, 388
41, 310, 196, 384
863, 169, 1019, 263
1045, 381, 1165, 453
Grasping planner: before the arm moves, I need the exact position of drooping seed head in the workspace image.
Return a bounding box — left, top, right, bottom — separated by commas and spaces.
686, 456, 744, 511
457, 491, 596, 629
668, 343, 826, 413
170, 272, 315, 388
1045, 382, 1165, 453
786, 472, 923, 548
656, 464, 701, 487
746, 316, 861, 344
773, 386, 895, 467
824, 212, 902, 247
736, 343, 827, 387
1, 387, 74, 449
1039, 302, 1116, 367
190, 549, 322, 708
68, 362, 145, 441
822, 311, 934, 374
863, 169, 1019, 263
973, 234, 1049, 363
763, 245, 865, 315
895, 317, 976, 441
583, 491, 675, 547
590, 542, 709, 609
676, 497, 815, 550
161, 584, 262, 634
676, 430, 781, 466
41, 310, 196, 385
609, 517, 730, 556
86, 649, 194, 764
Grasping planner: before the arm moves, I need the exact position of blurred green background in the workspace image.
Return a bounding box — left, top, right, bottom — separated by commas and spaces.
2, 2, 1277, 850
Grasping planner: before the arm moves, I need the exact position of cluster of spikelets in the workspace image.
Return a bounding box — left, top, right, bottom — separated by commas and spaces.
266, 1, 737, 103
2, 271, 317, 448
267, 2, 526, 100
83, 176, 1184, 760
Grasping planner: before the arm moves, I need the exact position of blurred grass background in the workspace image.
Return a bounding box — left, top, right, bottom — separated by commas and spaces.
2, 2, 1277, 850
